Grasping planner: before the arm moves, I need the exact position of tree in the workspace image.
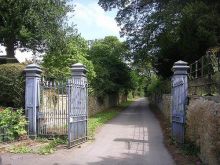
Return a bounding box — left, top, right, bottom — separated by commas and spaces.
0, 0, 71, 58
129, 69, 148, 97
89, 36, 134, 96
98, 0, 220, 78
42, 35, 96, 81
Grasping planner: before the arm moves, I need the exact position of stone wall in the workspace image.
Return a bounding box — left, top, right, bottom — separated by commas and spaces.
88, 95, 108, 116
88, 93, 127, 116
149, 93, 172, 122
150, 94, 220, 164
41, 90, 127, 117
148, 58, 219, 164
161, 94, 172, 122
186, 96, 220, 165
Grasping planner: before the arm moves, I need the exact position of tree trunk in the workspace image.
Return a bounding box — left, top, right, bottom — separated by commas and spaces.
5, 39, 15, 58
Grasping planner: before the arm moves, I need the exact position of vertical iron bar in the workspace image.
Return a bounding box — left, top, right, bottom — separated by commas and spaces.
67, 79, 71, 147
218, 53, 220, 72
195, 61, 198, 79
50, 81, 53, 136
76, 79, 79, 140
201, 56, 204, 78
201, 56, 204, 95
189, 64, 192, 79
218, 52, 220, 95
207, 52, 212, 95
61, 81, 64, 134
57, 82, 60, 135
55, 81, 57, 136
65, 81, 69, 137
59, 81, 62, 134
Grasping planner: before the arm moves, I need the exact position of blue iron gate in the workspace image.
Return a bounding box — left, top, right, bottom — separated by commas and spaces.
67, 78, 88, 148
35, 63, 88, 148
171, 61, 189, 143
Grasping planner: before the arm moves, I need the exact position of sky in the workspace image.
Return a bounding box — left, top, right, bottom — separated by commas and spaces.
0, 0, 121, 62
70, 0, 121, 40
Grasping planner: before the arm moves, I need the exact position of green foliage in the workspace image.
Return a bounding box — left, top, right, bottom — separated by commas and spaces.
129, 70, 148, 97
89, 36, 133, 96
180, 141, 200, 156
171, 138, 200, 156
0, 108, 27, 141
146, 76, 162, 96
9, 145, 32, 154
146, 75, 171, 96
98, 0, 220, 78
42, 36, 96, 81
6, 138, 67, 154
0, 0, 73, 57
37, 138, 67, 155
36, 137, 50, 143
43, 35, 134, 96
0, 64, 25, 108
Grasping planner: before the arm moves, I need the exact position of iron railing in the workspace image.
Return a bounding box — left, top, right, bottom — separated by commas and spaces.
189, 47, 220, 96
38, 78, 69, 137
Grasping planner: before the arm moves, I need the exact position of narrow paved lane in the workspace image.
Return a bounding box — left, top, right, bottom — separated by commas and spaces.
70, 98, 174, 165
2, 98, 175, 165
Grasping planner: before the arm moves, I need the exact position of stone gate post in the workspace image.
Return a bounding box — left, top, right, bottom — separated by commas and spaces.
71, 63, 87, 80
171, 60, 189, 143
24, 64, 42, 138
69, 63, 88, 115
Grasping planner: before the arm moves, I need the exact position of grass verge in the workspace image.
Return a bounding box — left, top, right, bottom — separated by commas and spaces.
9, 145, 32, 154
36, 138, 67, 155
7, 138, 67, 155
88, 100, 134, 139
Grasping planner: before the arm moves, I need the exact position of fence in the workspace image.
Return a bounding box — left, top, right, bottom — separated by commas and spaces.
189, 48, 220, 96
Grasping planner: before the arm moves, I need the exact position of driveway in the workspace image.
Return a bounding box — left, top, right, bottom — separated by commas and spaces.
1, 98, 175, 165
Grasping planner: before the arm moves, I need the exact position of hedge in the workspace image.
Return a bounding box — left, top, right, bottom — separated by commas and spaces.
0, 64, 25, 108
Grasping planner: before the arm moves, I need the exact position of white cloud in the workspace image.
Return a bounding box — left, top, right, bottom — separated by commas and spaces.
71, 2, 121, 39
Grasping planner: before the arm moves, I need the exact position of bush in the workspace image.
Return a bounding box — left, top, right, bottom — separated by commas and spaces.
0, 108, 27, 141
0, 63, 25, 108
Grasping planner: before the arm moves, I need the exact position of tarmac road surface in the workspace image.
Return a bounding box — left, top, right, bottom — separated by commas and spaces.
1, 98, 175, 165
